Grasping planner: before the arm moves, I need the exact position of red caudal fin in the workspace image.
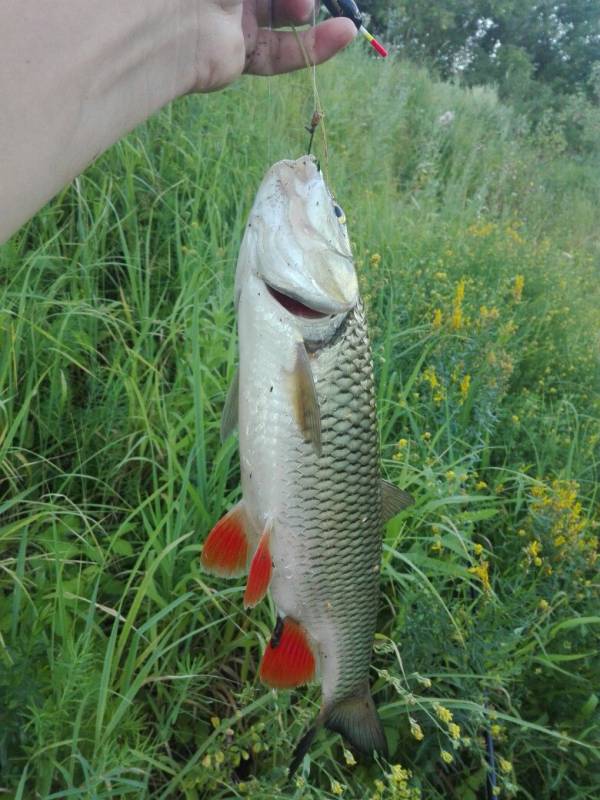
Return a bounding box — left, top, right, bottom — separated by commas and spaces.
243, 524, 273, 608
201, 502, 250, 577
259, 617, 316, 689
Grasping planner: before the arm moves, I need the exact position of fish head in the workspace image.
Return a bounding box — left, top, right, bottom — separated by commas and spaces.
235, 157, 358, 342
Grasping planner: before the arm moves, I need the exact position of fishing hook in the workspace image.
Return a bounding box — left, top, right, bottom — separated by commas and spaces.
306, 109, 324, 155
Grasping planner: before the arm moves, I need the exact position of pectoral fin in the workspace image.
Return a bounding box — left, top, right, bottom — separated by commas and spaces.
201, 501, 250, 577
220, 367, 239, 442
289, 342, 322, 456
381, 479, 414, 521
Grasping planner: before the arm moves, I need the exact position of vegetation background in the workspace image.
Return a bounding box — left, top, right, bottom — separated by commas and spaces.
1, 16, 599, 800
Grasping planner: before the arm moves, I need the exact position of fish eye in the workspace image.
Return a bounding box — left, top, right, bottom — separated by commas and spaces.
333, 203, 346, 225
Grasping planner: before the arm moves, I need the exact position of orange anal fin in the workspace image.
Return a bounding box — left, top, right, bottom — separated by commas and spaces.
243, 525, 272, 608
259, 617, 316, 689
201, 502, 249, 577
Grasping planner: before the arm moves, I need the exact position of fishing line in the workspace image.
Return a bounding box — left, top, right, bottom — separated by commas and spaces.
266, 0, 274, 166
290, 12, 329, 173
260, 0, 330, 171
307, 2, 326, 162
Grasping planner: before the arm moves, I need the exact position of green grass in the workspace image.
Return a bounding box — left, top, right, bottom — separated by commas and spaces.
1, 48, 599, 799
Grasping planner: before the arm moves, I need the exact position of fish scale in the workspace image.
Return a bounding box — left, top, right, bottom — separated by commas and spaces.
287, 301, 383, 703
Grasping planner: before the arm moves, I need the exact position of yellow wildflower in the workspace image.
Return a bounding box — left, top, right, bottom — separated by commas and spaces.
538, 598, 550, 612
210, 716, 220, 729
343, 749, 356, 766
480, 305, 500, 322
448, 722, 461, 740
469, 560, 491, 592
452, 306, 463, 329
499, 757, 513, 774
467, 221, 496, 237
370, 253, 382, 267
331, 779, 344, 795
526, 540, 542, 559
214, 751, 225, 765
397, 438, 409, 448
441, 750, 454, 764
434, 704, 453, 724
422, 431, 432, 440
451, 279, 466, 330
475, 481, 487, 490
459, 374, 471, 403
202, 754, 212, 768
513, 274, 525, 302
391, 764, 411, 783
410, 720, 424, 741
432, 308, 443, 329
490, 724, 502, 737
423, 365, 439, 389
473, 543, 484, 556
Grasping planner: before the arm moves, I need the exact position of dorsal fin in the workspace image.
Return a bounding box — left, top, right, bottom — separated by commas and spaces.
381, 479, 414, 521
220, 367, 239, 442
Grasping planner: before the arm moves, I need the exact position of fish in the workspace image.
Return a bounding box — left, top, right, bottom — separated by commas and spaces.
201, 156, 413, 773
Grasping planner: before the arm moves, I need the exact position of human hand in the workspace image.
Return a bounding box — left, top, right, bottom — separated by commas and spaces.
1, 0, 356, 242
190, 0, 357, 91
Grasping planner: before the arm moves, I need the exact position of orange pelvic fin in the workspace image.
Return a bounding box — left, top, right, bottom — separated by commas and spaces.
243, 523, 273, 608
259, 617, 316, 689
201, 502, 249, 577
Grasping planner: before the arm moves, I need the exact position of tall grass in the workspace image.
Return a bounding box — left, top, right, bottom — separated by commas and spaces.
1, 49, 599, 799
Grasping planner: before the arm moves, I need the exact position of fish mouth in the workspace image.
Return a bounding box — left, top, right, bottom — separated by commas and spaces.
265, 283, 332, 320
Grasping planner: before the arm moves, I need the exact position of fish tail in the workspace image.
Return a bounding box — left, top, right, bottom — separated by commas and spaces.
289, 684, 387, 777
325, 684, 388, 760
